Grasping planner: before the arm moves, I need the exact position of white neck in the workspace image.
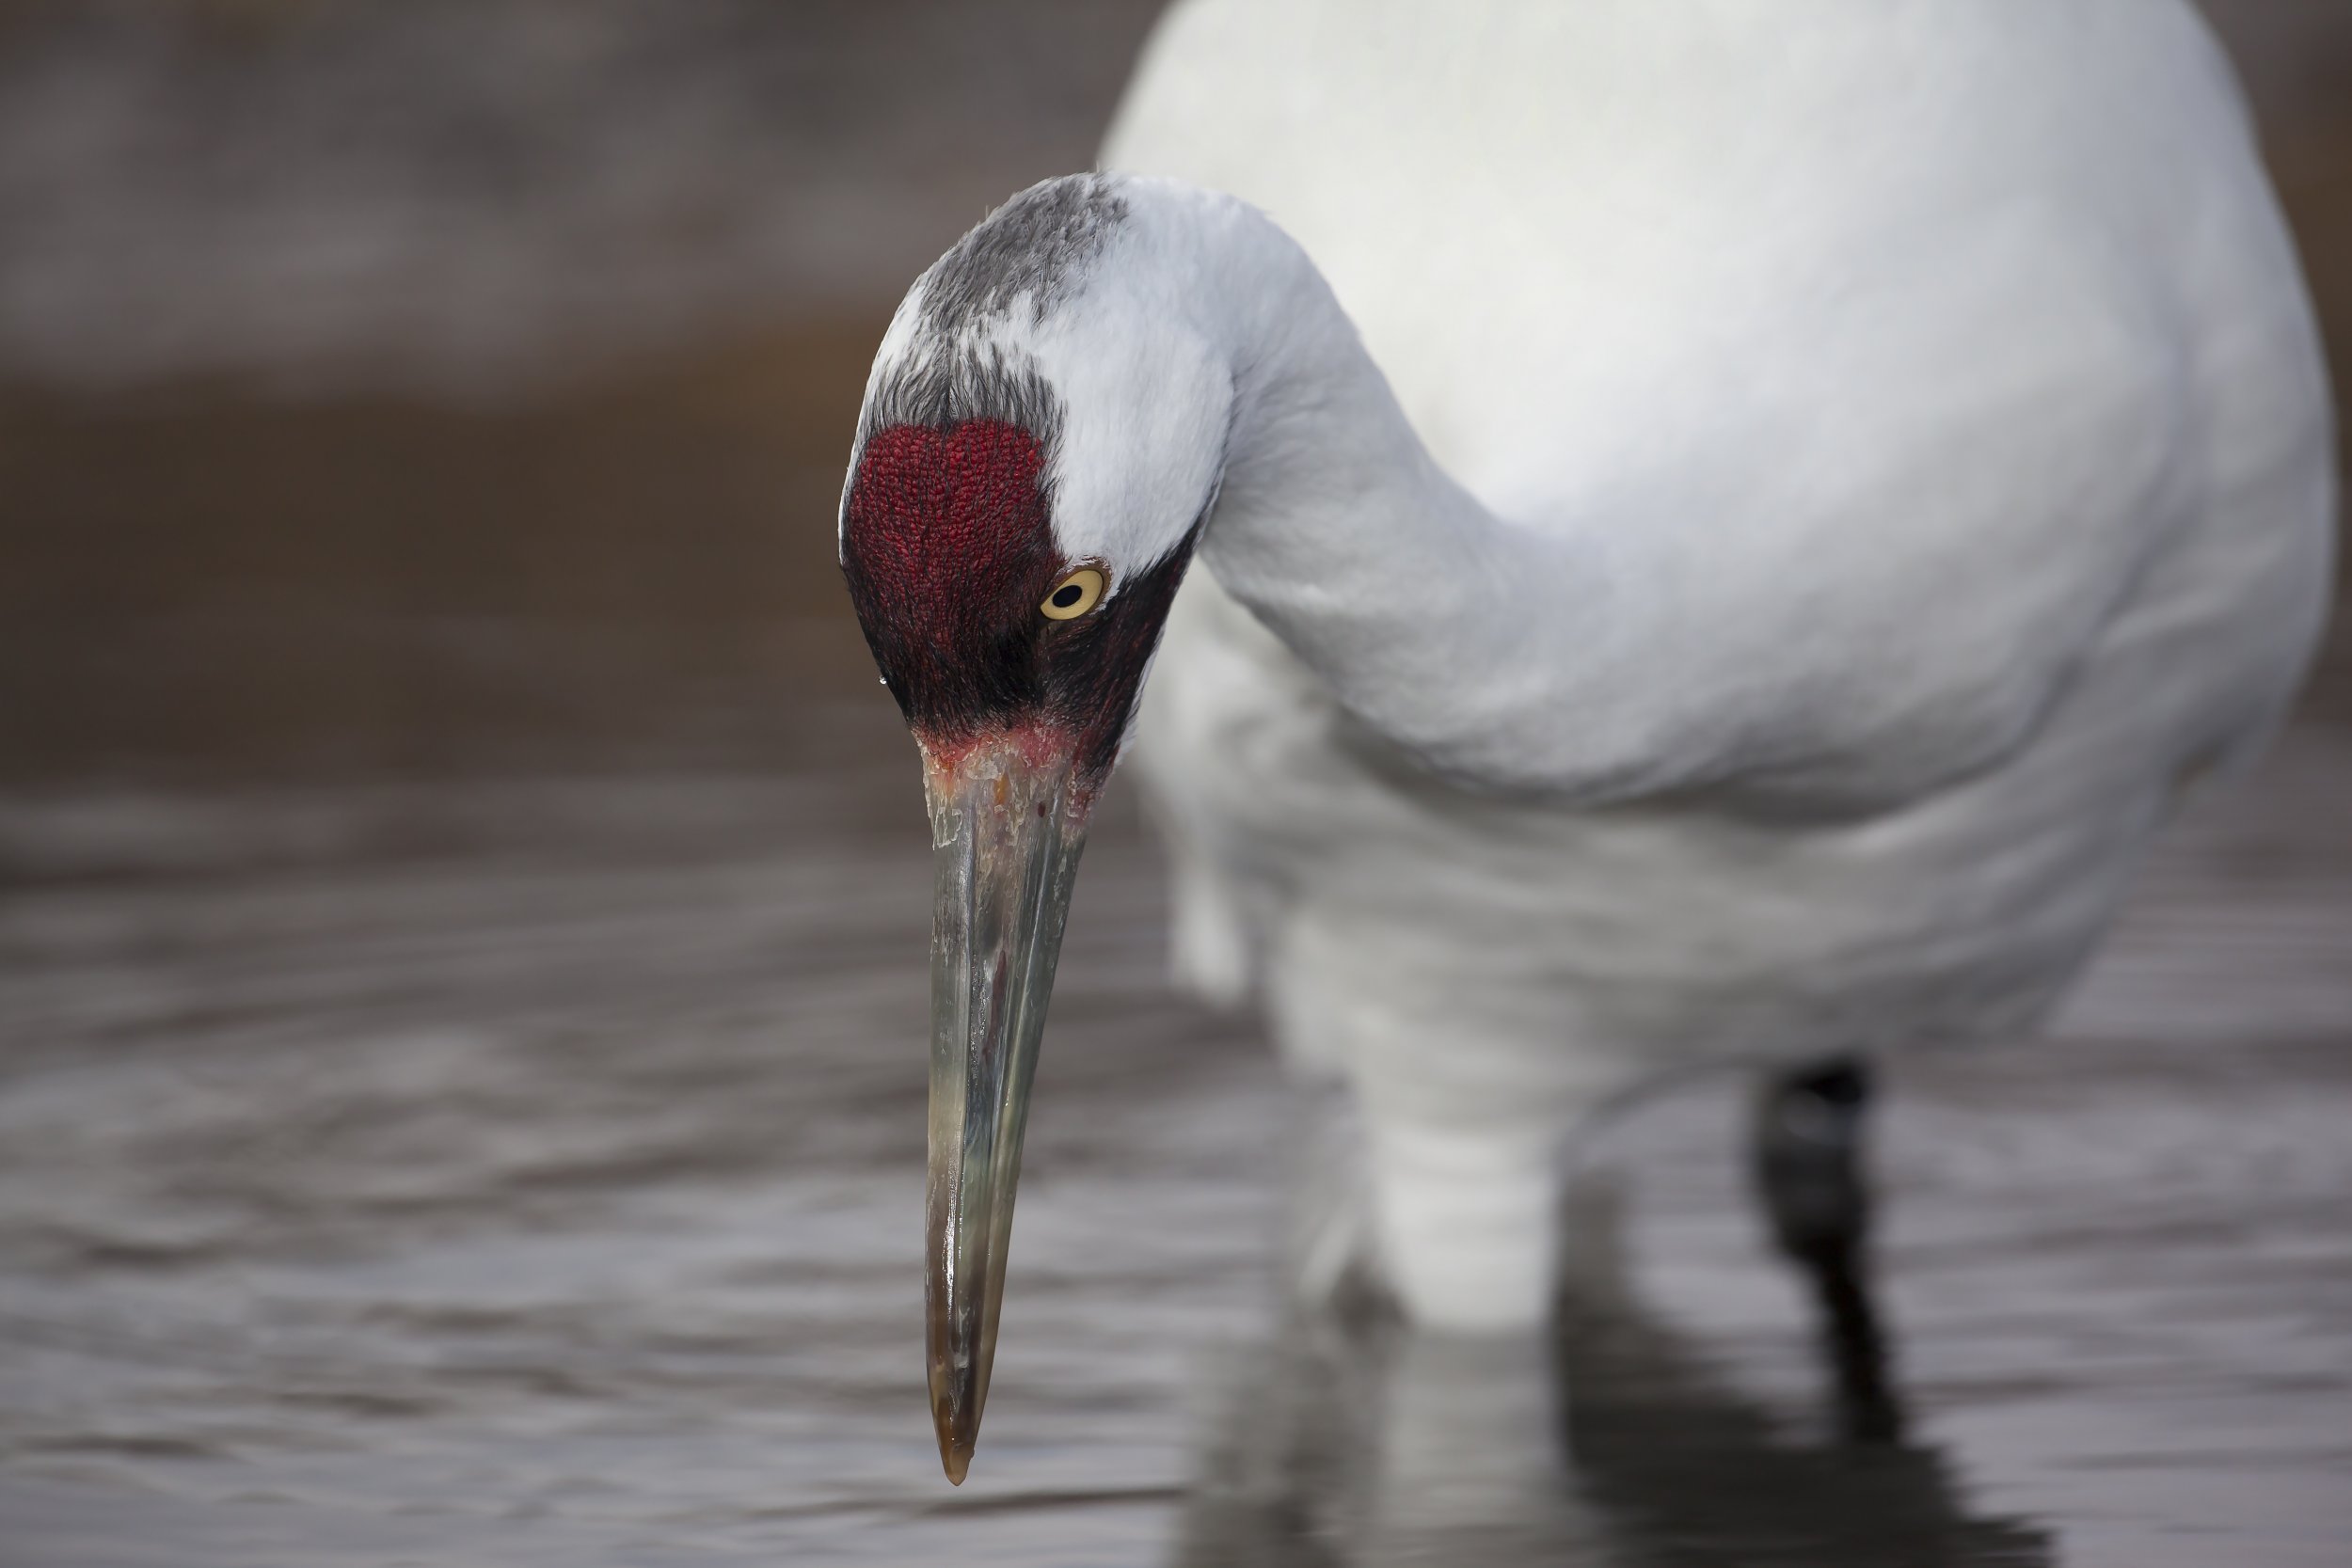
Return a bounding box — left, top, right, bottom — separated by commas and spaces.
864, 175, 1701, 798
1110, 182, 1665, 798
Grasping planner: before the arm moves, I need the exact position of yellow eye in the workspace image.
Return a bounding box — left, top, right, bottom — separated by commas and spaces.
1041, 566, 1106, 620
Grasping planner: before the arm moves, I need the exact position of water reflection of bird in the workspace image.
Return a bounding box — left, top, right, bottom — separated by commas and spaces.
1171, 1180, 2052, 1568
834, 1, 2335, 1480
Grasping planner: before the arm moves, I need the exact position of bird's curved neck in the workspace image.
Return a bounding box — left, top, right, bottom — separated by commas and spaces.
1144, 189, 1626, 795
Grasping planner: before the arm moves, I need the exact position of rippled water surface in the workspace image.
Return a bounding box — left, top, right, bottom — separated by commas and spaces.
4, 701, 2351, 1566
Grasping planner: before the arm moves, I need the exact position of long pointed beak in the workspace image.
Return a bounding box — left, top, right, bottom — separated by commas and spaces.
921, 736, 1090, 1483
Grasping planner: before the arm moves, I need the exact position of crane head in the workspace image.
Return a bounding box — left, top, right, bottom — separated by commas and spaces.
837, 175, 1232, 1483
839, 384, 1220, 1489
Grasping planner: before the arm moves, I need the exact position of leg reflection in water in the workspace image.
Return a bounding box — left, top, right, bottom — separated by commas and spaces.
1170, 1164, 2049, 1565
1557, 1180, 2050, 1566
1747, 1056, 1899, 1444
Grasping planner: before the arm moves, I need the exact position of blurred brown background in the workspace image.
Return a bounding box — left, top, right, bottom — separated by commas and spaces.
3, 0, 2347, 784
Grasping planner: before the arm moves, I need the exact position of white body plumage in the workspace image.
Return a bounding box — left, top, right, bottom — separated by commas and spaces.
1058, 0, 2338, 1325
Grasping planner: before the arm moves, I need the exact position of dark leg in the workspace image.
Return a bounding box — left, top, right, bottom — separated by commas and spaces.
1750, 1056, 1901, 1442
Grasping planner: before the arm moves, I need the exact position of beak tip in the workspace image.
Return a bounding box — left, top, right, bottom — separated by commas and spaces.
935, 1419, 975, 1484
930, 1380, 980, 1484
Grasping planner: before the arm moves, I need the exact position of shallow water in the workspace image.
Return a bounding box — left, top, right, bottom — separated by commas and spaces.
3, 701, 2350, 1566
